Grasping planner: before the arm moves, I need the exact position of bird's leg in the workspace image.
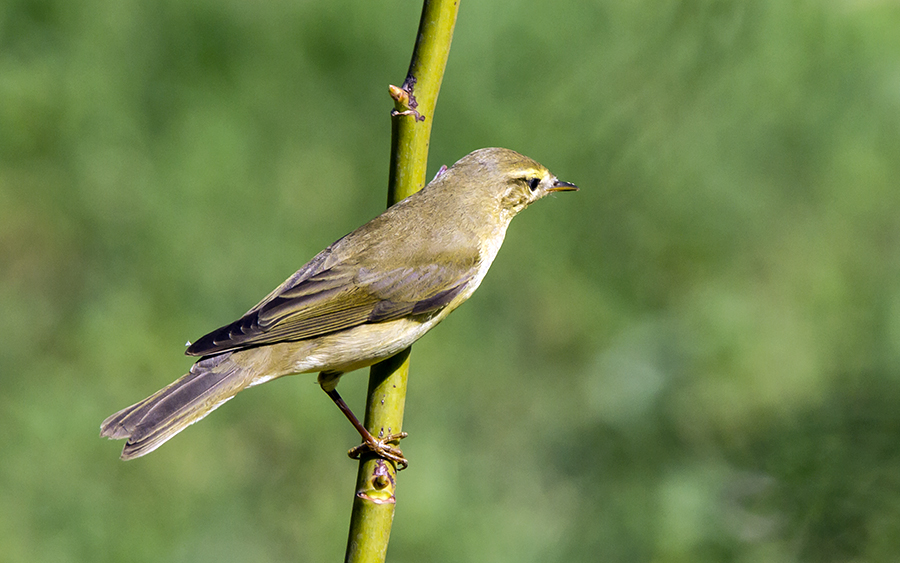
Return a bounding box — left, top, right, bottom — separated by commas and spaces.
322, 384, 408, 470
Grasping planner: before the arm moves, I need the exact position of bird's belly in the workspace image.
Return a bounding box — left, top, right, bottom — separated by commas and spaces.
235, 313, 447, 387
300, 315, 443, 373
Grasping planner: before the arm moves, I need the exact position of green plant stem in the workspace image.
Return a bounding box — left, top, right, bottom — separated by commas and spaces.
342, 1, 459, 562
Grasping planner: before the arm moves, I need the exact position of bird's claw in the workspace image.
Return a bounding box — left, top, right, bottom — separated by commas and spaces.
348, 432, 409, 470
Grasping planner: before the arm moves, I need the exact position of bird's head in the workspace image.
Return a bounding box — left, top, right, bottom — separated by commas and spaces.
441, 147, 578, 219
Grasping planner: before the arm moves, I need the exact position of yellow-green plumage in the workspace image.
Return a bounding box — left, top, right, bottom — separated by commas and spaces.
100, 147, 576, 461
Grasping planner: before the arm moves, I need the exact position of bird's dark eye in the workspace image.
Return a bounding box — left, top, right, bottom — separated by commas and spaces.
527, 177, 540, 191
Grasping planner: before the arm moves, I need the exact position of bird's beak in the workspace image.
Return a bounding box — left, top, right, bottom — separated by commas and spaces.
548, 179, 578, 192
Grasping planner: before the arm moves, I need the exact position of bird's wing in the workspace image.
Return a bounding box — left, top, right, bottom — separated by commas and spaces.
185, 250, 479, 357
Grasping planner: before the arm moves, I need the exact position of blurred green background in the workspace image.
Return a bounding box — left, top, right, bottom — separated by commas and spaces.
3, 0, 900, 561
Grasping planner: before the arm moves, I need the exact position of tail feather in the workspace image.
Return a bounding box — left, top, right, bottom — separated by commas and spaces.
100, 353, 251, 460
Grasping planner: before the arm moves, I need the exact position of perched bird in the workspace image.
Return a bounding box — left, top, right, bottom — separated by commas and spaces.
100, 147, 577, 466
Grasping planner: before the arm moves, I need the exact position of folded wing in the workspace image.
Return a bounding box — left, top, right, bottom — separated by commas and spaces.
186, 249, 479, 357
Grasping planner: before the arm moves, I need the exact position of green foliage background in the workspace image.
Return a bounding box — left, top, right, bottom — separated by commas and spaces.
3, 1, 900, 561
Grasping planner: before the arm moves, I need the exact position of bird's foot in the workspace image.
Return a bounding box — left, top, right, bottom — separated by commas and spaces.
348, 431, 409, 470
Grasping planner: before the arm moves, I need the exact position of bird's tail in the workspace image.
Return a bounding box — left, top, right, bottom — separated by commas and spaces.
100, 353, 252, 460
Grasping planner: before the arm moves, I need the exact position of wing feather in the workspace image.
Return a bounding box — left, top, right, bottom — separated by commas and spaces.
186, 248, 479, 357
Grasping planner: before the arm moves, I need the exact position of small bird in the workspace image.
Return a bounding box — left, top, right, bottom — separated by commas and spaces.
100, 147, 577, 466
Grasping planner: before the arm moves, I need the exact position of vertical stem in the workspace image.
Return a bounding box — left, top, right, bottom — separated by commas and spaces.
342, 1, 460, 562
388, 0, 460, 202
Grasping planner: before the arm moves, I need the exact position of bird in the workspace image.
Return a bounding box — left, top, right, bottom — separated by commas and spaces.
100, 147, 577, 467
